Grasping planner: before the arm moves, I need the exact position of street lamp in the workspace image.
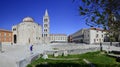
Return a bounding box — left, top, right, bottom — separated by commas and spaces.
108, 32, 113, 53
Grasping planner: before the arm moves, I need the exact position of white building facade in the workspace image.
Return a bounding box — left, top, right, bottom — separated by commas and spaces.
71, 28, 107, 44
84, 28, 106, 44
50, 34, 68, 43
71, 29, 86, 43
12, 17, 42, 45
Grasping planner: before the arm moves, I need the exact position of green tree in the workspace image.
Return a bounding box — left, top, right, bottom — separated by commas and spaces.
74, 0, 120, 41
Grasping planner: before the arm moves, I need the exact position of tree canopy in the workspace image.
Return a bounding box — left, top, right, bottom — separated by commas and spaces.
74, 0, 120, 29
74, 0, 120, 41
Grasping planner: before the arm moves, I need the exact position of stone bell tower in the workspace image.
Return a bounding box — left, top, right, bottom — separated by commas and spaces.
43, 9, 50, 44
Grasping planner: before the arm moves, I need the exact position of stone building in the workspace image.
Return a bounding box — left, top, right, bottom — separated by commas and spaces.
50, 34, 68, 43
71, 28, 107, 44
12, 9, 67, 45
68, 35, 72, 43
84, 28, 107, 44
12, 17, 42, 45
71, 29, 86, 43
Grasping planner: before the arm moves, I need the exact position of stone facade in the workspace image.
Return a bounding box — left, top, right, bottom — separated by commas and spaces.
12, 9, 68, 45
84, 28, 107, 44
71, 28, 107, 44
50, 34, 68, 43
70, 29, 86, 43
12, 17, 42, 45
43, 9, 50, 44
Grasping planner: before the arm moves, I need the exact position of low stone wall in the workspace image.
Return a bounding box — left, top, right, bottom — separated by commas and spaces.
17, 58, 29, 67
102, 42, 119, 45
45, 47, 100, 55
1, 42, 12, 45
17, 53, 40, 67
67, 47, 100, 54
92, 42, 120, 47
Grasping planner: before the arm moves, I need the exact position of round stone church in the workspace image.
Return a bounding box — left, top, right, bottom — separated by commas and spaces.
12, 17, 43, 45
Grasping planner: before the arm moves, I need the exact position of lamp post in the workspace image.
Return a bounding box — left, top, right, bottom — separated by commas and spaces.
108, 33, 113, 53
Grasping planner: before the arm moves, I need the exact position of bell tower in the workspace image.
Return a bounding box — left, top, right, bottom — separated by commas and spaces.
43, 9, 50, 44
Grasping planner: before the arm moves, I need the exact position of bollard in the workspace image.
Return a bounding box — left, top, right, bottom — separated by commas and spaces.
100, 42, 102, 51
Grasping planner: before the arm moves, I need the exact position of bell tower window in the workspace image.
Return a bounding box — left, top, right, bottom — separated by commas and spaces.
44, 18, 48, 22
44, 24, 48, 27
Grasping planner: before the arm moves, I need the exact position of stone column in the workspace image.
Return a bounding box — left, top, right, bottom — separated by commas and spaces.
63, 50, 68, 56
54, 51, 59, 57
42, 53, 48, 59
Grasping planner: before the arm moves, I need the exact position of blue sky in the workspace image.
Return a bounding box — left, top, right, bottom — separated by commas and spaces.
0, 0, 89, 35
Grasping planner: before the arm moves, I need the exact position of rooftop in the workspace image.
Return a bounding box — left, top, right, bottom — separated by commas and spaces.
22, 17, 34, 22
50, 34, 67, 36
0, 29, 12, 33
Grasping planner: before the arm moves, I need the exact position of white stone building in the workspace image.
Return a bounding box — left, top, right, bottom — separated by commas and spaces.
12, 17, 42, 45
84, 28, 107, 44
71, 29, 86, 43
50, 34, 68, 43
71, 28, 107, 44
12, 9, 68, 45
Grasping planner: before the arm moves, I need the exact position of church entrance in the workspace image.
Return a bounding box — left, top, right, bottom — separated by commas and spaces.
14, 35, 17, 44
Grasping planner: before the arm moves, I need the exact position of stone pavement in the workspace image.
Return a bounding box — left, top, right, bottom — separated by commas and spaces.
0, 44, 51, 67
0, 43, 120, 67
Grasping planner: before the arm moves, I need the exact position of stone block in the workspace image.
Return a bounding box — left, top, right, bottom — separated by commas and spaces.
53, 52, 59, 57
63, 51, 68, 56
42, 54, 48, 59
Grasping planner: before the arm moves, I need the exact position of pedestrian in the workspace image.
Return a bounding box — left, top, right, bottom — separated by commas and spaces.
30, 45, 33, 54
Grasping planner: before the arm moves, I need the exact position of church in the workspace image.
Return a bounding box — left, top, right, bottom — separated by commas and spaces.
12, 10, 50, 45
12, 10, 68, 45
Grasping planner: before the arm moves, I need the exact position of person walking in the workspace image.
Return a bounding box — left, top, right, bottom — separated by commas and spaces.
30, 45, 33, 54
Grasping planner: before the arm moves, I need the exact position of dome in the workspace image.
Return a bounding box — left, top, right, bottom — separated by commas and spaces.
23, 17, 34, 22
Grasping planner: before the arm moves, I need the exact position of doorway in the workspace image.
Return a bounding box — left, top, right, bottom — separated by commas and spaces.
14, 35, 17, 43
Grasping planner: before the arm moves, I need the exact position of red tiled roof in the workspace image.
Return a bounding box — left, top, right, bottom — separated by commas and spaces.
0, 29, 12, 32
90, 27, 103, 31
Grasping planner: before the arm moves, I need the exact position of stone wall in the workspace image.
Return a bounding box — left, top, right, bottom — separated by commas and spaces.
45, 47, 100, 55
17, 53, 40, 67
